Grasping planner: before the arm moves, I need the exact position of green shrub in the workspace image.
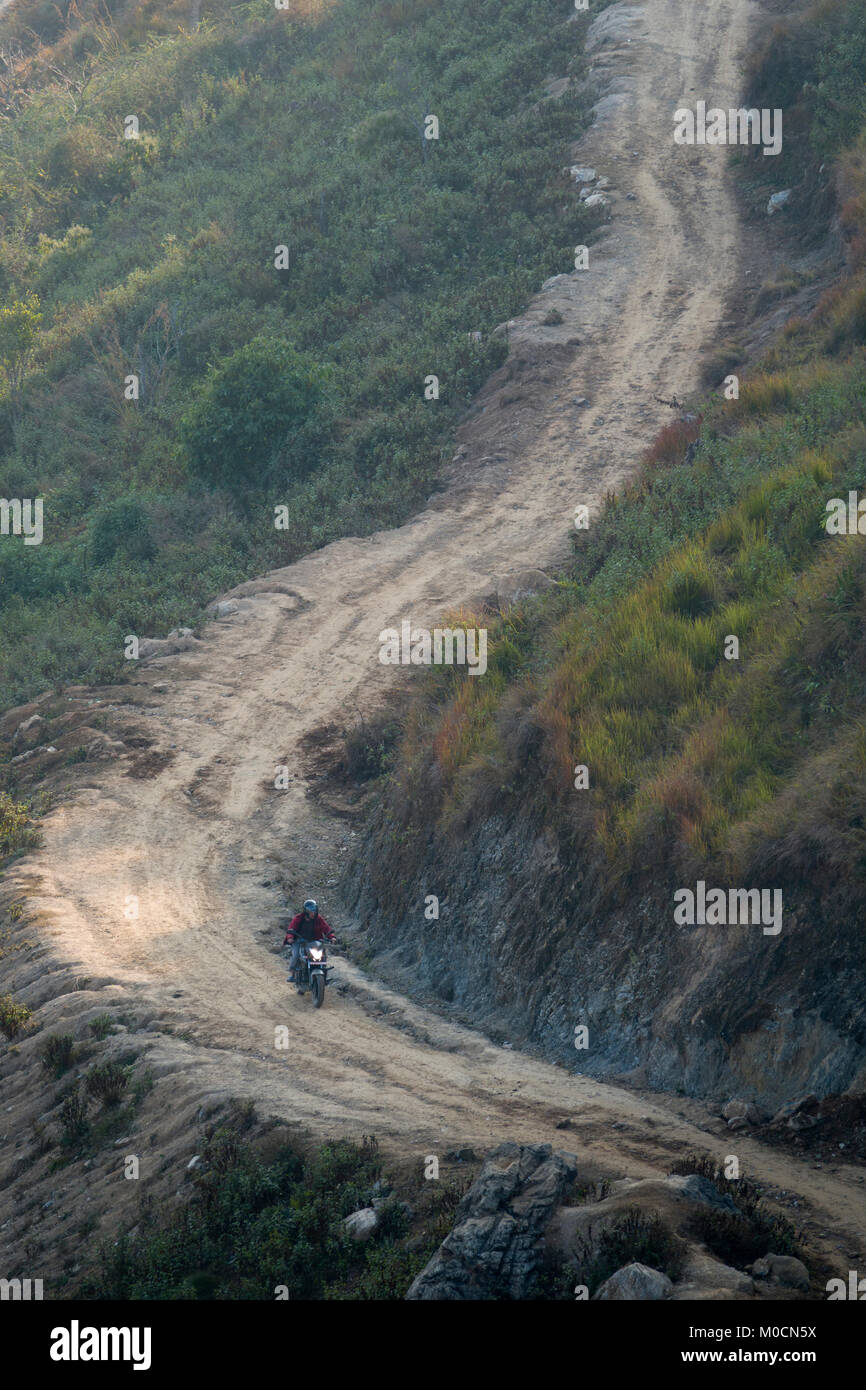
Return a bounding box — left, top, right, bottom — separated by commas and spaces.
58, 1085, 91, 1145
0, 294, 41, 415
342, 714, 403, 782
45, 125, 129, 206
41, 1033, 76, 1076
0, 993, 32, 1038
89, 499, 156, 565
84, 1060, 130, 1106
180, 337, 332, 492
0, 793, 38, 856
84, 1128, 429, 1300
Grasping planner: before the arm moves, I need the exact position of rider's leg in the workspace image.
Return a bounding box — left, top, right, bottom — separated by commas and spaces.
291, 939, 304, 983
288, 940, 303, 980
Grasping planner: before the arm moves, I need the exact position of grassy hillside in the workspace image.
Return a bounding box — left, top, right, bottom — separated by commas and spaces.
0, 0, 606, 709
356, 0, 866, 921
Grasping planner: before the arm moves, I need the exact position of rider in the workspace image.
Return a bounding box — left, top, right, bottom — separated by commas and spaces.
285, 899, 336, 982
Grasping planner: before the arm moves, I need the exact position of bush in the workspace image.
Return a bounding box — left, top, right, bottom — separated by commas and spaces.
669, 1154, 802, 1268
58, 1085, 90, 1145
643, 416, 702, 468
572, 1207, 685, 1297
44, 125, 130, 210
0, 792, 38, 856
692, 1208, 800, 1269
89, 499, 156, 565
343, 714, 403, 782
180, 337, 332, 492
84, 1060, 130, 1106
0, 993, 32, 1038
41, 1033, 75, 1076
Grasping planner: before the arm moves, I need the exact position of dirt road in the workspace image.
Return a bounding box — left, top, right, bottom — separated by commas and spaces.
13, 0, 865, 1274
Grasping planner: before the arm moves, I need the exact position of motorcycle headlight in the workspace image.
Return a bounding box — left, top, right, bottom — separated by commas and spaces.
310, 948, 323, 961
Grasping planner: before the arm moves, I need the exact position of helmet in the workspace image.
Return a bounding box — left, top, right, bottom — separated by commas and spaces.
303, 899, 318, 915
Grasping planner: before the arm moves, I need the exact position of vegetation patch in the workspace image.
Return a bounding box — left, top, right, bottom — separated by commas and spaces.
0, 0, 607, 709
83, 1120, 468, 1300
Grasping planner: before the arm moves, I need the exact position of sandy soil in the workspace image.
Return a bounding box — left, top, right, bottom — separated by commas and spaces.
7, 0, 865, 1283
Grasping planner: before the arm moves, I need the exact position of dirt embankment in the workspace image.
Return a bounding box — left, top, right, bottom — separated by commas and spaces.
3, 0, 864, 1291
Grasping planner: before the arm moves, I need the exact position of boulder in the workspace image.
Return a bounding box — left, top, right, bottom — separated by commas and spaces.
788, 1111, 822, 1132
593, 1263, 672, 1301
722, 1098, 769, 1127
751, 1254, 810, 1291
496, 568, 554, 606
767, 190, 792, 215
771, 1095, 819, 1126
541, 273, 574, 292
671, 1250, 755, 1299
664, 1174, 739, 1213
136, 631, 200, 661
344, 1208, 378, 1242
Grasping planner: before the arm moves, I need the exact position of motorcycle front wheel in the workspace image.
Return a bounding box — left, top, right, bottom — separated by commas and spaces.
311, 973, 324, 1008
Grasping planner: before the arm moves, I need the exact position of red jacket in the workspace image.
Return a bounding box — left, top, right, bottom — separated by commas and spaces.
284, 912, 335, 945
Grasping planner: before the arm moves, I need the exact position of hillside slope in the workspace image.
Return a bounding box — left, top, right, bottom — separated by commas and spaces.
10, 0, 860, 1297
345, 0, 866, 1106
0, 0, 608, 707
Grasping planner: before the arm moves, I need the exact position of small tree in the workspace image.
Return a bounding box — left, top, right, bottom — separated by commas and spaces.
0, 293, 41, 420
89, 498, 155, 565
180, 335, 331, 494
0, 791, 34, 855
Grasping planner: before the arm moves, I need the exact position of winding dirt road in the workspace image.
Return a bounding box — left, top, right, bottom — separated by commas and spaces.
12, 0, 866, 1276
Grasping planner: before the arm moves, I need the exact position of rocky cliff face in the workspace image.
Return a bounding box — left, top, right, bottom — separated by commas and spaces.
344, 807, 866, 1110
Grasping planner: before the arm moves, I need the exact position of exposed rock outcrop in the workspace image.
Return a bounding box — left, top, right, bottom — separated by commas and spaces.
345, 807, 866, 1107
406, 1143, 578, 1300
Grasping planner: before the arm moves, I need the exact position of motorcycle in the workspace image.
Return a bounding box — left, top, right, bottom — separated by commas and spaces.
290, 940, 332, 1008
